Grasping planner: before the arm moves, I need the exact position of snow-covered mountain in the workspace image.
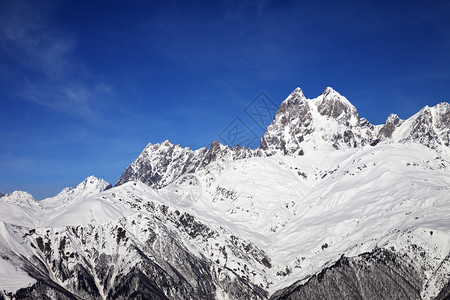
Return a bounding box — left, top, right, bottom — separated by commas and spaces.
260, 87, 450, 155
0, 191, 37, 208
1, 87, 449, 300
260, 87, 367, 155
40, 175, 112, 210
117, 87, 449, 192
115, 140, 263, 189
0, 176, 112, 228
390, 103, 450, 148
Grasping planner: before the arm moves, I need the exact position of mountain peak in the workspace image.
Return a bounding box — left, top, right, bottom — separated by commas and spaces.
78, 176, 111, 189
0, 190, 36, 207
118, 87, 450, 189
318, 86, 355, 109
39, 176, 111, 209
378, 113, 404, 139
293, 87, 304, 94
283, 87, 306, 105
83, 175, 105, 184
116, 137, 258, 188
260, 87, 366, 155
145, 140, 176, 150
320, 86, 337, 96
209, 140, 222, 150
386, 113, 402, 124
162, 139, 173, 146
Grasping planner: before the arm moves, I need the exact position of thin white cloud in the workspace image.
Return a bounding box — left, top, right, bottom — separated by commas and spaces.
0, 0, 113, 122
22, 79, 113, 121
0, 1, 74, 77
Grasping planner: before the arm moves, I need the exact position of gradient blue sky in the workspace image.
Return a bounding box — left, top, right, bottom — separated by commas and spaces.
1, 0, 449, 199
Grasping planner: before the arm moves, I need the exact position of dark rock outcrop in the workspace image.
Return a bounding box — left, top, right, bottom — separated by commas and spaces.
115, 88, 450, 190
115, 140, 261, 189
271, 249, 423, 300
378, 114, 403, 139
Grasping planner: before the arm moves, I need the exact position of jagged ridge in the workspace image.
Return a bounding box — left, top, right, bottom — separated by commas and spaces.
116, 87, 450, 189
1, 86, 449, 300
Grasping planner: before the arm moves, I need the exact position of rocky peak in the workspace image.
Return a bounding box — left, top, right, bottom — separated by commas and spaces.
316, 87, 359, 124
360, 117, 374, 130
274, 88, 311, 128
202, 140, 229, 167
0, 190, 37, 207
209, 140, 222, 151
80, 175, 111, 189
387, 113, 402, 124
378, 113, 403, 139
432, 102, 450, 130
115, 140, 258, 189
259, 88, 313, 155
260, 87, 369, 155
116, 86, 449, 189
283, 87, 306, 105
261, 87, 450, 156
433, 103, 450, 147
319, 86, 352, 107
39, 176, 111, 209
372, 103, 449, 149
405, 105, 443, 148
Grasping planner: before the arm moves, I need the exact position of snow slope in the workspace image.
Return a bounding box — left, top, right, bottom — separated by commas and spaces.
0, 176, 112, 228
40, 175, 111, 210
1, 143, 448, 299
165, 142, 450, 297
1, 87, 449, 299
260, 87, 450, 156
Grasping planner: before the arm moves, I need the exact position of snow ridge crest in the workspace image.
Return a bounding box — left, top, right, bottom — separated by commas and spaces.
116, 86, 449, 189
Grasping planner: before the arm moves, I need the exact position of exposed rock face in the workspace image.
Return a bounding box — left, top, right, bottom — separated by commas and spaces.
317, 87, 358, 120
433, 103, 450, 147
400, 103, 450, 148
259, 88, 311, 155
409, 107, 441, 148
260, 87, 450, 157
434, 279, 450, 300
115, 140, 262, 188
378, 113, 403, 139
260, 87, 370, 155
271, 249, 423, 300
2, 86, 449, 300
116, 88, 450, 190
0, 185, 271, 299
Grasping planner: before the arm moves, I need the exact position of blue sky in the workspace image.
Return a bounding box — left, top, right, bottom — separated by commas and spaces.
1, 0, 449, 199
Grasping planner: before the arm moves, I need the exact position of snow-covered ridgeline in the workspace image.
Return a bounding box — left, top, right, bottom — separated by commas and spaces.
1, 86, 449, 299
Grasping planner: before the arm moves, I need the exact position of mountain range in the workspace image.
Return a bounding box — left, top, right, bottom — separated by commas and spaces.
1, 87, 449, 300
